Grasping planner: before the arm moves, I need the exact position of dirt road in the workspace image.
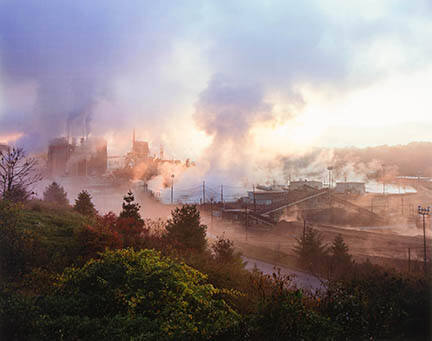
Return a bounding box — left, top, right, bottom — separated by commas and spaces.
242, 256, 323, 292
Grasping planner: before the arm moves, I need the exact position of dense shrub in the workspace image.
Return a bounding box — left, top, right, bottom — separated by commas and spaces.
0, 201, 32, 280
3, 184, 33, 203
243, 272, 337, 340
1, 248, 239, 340
320, 270, 431, 339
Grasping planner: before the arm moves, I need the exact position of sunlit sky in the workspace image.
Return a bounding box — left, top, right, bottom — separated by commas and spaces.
0, 0, 431, 159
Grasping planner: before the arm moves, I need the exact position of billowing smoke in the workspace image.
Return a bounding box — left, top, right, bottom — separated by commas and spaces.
277, 148, 332, 181
194, 76, 275, 183
0, 1, 113, 149
1, 0, 431, 191
0, 0, 197, 151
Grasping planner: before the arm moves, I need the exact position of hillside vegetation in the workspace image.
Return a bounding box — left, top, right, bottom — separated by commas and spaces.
0, 195, 430, 340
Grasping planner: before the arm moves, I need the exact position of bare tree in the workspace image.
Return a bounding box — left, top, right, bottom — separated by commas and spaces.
0, 147, 43, 201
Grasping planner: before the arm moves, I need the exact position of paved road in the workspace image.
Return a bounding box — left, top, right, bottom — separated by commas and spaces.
242, 256, 324, 292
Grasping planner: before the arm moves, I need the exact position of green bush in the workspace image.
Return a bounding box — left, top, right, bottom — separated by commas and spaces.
4, 248, 239, 340
320, 270, 431, 339
0, 201, 31, 280
244, 272, 337, 340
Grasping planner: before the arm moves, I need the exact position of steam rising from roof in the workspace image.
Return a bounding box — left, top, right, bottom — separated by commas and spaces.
1, 0, 431, 186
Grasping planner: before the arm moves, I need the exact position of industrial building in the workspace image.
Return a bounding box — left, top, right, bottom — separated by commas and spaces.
247, 189, 288, 206
47, 138, 73, 176
334, 182, 366, 194
48, 136, 107, 177
289, 180, 323, 191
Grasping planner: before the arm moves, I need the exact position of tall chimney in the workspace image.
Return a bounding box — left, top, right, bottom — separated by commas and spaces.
66, 119, 70, 144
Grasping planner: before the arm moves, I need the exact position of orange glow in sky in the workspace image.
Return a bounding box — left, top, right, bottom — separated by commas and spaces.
0, 132, 23, 144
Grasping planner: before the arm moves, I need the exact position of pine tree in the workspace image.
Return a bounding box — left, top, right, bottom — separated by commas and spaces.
330, 234, 351, 262
294, 226, 327, 271
119, 190, 143, 222
43, 182, 69, 206
165, 204, 207, 252
116, 191, 145, 246
74, 190, 96, 216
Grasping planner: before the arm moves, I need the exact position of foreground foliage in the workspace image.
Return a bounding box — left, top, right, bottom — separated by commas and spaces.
1, 248, 239, 340
0, 198, 431, 340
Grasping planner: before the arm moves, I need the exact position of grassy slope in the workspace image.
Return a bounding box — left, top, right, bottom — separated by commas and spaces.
16, 201, 91, 270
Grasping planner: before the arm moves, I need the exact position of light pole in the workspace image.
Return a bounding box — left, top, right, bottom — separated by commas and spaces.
327, 166, 333, 209
327, 166, 333, 189
210, 198, 214, 229
253, 184, 257, 213
170, 174, 175, 204
418, 205, 430, 275
245, 201, 249, 241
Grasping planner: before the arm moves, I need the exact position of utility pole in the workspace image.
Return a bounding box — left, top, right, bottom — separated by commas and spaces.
327, 166, 333, 208
170, 174, 175, 204
303, 218, 307, 240
253, 184, 257, 212
210, 198, 214, 229
408, 247, 411, 273
202, 181, 206, 204
245, 201, 248, 241
401, 196, 404, 216
382, 164, 386, 196
220, 184, 223, 203
418, 205, 430, 275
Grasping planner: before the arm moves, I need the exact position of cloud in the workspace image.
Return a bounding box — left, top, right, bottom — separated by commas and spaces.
0, 0, 431, 186
0, 0, 199, 150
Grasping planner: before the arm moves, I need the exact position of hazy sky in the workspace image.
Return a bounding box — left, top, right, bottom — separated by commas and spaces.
0, 0, 431, 159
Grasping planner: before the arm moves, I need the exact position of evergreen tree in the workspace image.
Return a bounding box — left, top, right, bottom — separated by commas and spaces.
330, 234, 351, 263
116, 191, 145, 247
294, 226, 327, 271
43, 182, 69, 206
328, 234, 353, 279
165, 204, 207, 252
73, 190, 96, 216
119, 190, 143, 222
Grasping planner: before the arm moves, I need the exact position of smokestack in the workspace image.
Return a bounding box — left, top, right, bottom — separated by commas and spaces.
67, 119, 70, 144
133, 128, 136, 149
84, 114, 89, 141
